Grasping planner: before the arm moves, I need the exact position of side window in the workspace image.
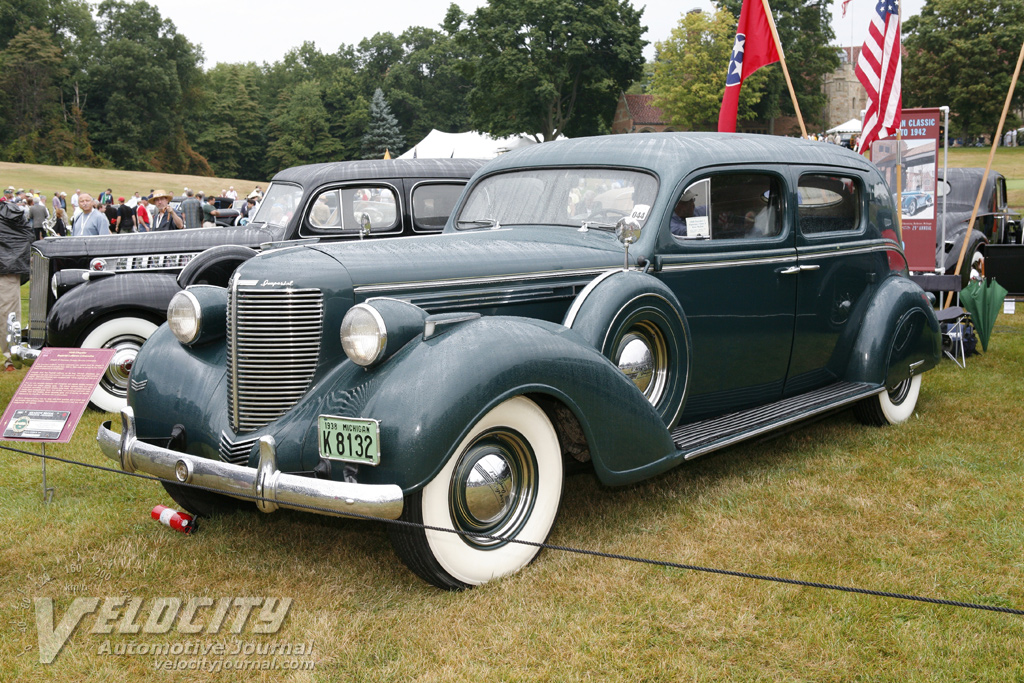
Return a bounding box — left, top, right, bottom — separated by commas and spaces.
412, 183, 463, 231
797, 174, 861, 235
869, 177, 899, 244
349, 187, 398, 232
672, 174, 782, 241
309, 190, 341, 228
307, 186, 400, 233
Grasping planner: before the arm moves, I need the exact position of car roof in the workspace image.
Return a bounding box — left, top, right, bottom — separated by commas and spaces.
272, 158, 486, 186
478, 133, 877, 179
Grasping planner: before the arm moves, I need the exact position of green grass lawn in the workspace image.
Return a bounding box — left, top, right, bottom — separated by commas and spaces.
2, 312, 1023, 680
0, 160, 266, 206
944, 147, 1024, 208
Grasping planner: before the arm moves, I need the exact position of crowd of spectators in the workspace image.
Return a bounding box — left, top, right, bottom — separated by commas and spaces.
806, 132, 858, 149
0, 185, 264, 238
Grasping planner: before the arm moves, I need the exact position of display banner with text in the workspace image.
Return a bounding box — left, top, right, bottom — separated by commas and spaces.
1, 348, 116, 443
870, 107, 942, 272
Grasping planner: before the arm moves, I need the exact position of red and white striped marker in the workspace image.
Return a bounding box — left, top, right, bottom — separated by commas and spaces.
151, 505, 197, 534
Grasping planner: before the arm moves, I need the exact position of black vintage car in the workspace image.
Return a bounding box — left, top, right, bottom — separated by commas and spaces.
8, 158, 484, 411
936, 168, 1021, 284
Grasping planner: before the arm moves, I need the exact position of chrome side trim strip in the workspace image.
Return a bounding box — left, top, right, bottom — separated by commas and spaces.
796, 243, 902, 259
659, 254, 797, 272
354, 267, 617, 295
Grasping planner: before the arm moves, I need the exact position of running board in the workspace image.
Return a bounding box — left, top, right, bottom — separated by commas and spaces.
671, 381, 882, 461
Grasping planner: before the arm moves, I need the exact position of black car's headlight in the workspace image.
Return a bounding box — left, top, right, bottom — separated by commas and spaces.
340, 299, 426, 367
168, 286, 227, 346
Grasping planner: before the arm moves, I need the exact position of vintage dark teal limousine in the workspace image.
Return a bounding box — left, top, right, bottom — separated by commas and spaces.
99, 133, 941, 589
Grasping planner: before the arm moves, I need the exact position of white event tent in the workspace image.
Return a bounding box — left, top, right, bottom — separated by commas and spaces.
399, 129, 540, 160
826, 118, 862, 134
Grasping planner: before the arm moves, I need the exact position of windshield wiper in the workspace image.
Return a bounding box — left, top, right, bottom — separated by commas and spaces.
457, 218, 501, 229
579, 221, 617, 232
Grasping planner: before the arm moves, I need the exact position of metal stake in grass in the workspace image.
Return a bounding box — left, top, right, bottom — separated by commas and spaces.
41, 442, 54, 504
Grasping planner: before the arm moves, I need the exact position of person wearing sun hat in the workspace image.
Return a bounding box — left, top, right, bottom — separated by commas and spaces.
149, 190, 182, 231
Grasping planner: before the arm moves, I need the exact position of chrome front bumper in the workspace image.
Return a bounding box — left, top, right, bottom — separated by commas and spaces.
97, 408, 404, 519
6, 313, 38, 368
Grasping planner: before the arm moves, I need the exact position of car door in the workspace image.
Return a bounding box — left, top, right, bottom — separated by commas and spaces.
784, 170, 885, 395
657, 170, 798, 421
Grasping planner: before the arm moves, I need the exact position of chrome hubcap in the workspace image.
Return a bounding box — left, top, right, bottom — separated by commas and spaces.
614, 321, 668, 406
101, 334, 145, 398
617, 334, 654, 394
450, 430, 537, 549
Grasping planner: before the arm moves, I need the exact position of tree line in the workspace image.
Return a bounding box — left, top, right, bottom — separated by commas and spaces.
0, 0, 1018, 181
0, 0, 648, 178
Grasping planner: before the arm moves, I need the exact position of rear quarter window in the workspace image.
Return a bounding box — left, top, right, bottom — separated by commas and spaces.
797, 174, 861, 235
412, 183, 464, 232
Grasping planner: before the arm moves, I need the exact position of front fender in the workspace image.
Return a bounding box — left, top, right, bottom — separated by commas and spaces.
844, 274, 940, 387
48, 273, 179, 346
313, 316, 676, 492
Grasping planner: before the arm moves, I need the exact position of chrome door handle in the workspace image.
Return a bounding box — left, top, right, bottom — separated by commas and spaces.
778, 266, 801, 275
799, 264, 820, 271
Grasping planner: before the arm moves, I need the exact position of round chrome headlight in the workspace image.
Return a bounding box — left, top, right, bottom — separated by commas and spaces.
341, 304, 387, 367
167, 290, 202, 344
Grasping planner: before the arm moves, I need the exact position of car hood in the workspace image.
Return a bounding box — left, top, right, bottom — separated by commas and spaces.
307, 227, 627, 288
33, 224, 283, 259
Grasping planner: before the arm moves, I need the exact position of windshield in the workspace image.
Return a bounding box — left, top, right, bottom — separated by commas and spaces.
250, 183, 303, 228
456, 168, 658, 230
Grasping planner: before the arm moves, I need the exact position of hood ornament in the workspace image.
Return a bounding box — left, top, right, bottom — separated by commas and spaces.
615, 217, 642, 270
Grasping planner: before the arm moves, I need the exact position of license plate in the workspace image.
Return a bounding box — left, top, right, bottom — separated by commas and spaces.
318, 415, 380, 466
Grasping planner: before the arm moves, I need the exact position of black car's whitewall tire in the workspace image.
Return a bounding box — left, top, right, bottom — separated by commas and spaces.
81, 316, 158, 413
390, 396, 563, 590
855, 374, 922, 426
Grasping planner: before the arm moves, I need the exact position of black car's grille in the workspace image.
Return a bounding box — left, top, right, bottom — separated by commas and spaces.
227, 282, 324, 433
109, 253, 199, 272
28, 250, 50, 346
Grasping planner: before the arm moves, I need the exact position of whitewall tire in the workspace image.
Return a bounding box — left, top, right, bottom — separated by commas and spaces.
390, 396, 563, 589
80, 317, 158, 413
855, 374, 922, 426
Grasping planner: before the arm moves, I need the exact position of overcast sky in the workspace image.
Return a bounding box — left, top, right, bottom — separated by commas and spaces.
155, 0, 926, 68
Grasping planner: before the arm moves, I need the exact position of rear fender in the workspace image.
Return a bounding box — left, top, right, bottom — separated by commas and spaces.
310, 315, 676, 492
48, 273, 178, 346
844, 274, 941, 387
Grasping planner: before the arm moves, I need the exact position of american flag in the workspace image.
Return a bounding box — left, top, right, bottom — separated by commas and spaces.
855, 0, 901, 153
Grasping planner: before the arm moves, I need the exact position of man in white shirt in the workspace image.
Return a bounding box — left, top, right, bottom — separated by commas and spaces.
72, 194, 109, 236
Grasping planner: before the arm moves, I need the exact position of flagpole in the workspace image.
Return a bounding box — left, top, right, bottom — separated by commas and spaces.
895, 0, 903, 244
761, 0, 808, 138
944, 38, 1024, 309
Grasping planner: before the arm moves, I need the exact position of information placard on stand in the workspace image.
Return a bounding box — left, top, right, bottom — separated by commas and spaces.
1, 347, 117, 503
1, 347, 116, 444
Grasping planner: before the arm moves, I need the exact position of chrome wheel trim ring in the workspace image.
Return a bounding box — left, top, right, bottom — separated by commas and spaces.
614, 320, 669, 407
449, 429, 538, 549
101, 334, 147, 398
887, 377, 913, 406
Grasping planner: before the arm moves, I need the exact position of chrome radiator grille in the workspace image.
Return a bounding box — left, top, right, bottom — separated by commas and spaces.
227, 284, 324, 432
28, 250, 50, 346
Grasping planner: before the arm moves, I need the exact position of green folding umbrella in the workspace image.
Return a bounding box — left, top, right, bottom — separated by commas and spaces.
959, 278, 1008, 352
